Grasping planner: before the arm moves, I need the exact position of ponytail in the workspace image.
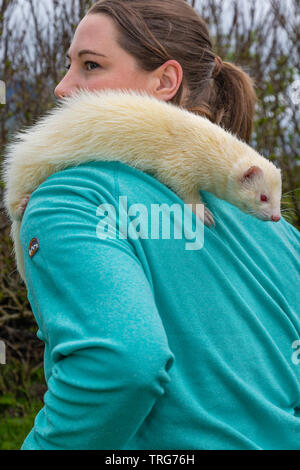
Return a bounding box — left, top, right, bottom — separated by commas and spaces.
187, 58, 257, 144
88, 0, 257, 143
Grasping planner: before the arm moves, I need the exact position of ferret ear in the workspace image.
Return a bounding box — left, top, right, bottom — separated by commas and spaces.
241, 166, 263, 183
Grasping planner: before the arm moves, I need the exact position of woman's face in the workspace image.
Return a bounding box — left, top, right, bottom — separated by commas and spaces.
54, 13, 182, 101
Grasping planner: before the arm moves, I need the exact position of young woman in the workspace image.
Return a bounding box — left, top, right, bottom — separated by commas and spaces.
6, 0, 300, 450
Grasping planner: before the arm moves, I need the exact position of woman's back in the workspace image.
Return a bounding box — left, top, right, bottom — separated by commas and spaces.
19, 160, 300, 449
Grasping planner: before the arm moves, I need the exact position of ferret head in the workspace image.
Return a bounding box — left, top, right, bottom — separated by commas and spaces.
229, 162, 282, 222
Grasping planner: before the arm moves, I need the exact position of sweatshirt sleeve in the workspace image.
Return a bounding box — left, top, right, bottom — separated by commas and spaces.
19, 164, 174, 450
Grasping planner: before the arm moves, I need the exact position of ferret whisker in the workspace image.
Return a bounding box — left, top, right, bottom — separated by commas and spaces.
282, 187, 300, 197
246, 209, 256, 216
281, 210, 294, 216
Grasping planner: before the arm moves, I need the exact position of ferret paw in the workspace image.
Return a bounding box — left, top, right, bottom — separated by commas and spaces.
18, 194, 31, 217
187, 201, 215, 227
204, 207, 215, 227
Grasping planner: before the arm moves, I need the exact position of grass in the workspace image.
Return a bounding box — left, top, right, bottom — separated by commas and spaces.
0, 356, 46, 450
0, 398, 43, 450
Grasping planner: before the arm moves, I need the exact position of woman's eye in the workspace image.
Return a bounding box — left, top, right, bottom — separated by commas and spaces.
84, 61, 100, 71
64, 61, 100, 71
84, 60, 99, 70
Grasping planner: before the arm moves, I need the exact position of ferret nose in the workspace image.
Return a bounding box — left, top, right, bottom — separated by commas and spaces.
271, 215, 281, 222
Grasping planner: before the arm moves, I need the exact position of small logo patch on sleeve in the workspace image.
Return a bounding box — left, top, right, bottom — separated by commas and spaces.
29, 237, 39, 258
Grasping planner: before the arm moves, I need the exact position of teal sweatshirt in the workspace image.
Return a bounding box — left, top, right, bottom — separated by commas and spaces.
20, 161, 300, 450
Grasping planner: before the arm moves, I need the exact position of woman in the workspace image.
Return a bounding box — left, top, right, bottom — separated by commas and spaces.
5, 0, 300, 450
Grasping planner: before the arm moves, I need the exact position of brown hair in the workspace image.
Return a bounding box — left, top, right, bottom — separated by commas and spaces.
87, 0, 257, 143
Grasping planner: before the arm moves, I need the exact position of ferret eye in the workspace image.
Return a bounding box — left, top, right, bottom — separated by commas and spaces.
260, 194, 268, 202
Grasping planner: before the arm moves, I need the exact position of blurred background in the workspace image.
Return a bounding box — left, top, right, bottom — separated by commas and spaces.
0, 0, 299, 449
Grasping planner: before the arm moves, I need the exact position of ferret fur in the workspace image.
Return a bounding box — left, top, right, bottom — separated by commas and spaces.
2, 88, 282, 282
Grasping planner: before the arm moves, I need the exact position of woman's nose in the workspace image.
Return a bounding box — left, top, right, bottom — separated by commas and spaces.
54, 84, 78, 99
54, 86, 63, 99
54, 78, 73, 99
54, 85, 67, 99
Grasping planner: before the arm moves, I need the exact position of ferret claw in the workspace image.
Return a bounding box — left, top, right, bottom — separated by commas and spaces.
189, 203, 215, 227
19, 194, 31, 216
204, 207, 215, 227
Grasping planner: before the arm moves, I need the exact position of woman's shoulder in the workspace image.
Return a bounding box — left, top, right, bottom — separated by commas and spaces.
21, 160, 300, 254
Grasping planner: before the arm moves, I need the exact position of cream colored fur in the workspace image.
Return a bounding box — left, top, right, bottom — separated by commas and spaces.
2, 88, 281, 283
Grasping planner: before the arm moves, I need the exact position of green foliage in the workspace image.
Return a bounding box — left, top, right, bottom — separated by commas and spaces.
0, 0, 299, 449
0, 358, 46, 449
0, 399, 43, 450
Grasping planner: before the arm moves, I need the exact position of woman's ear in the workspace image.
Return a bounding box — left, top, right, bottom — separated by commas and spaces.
152, 59, 183, 102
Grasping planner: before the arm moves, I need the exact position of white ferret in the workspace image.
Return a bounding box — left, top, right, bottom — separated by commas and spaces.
3, 88, 282, 226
